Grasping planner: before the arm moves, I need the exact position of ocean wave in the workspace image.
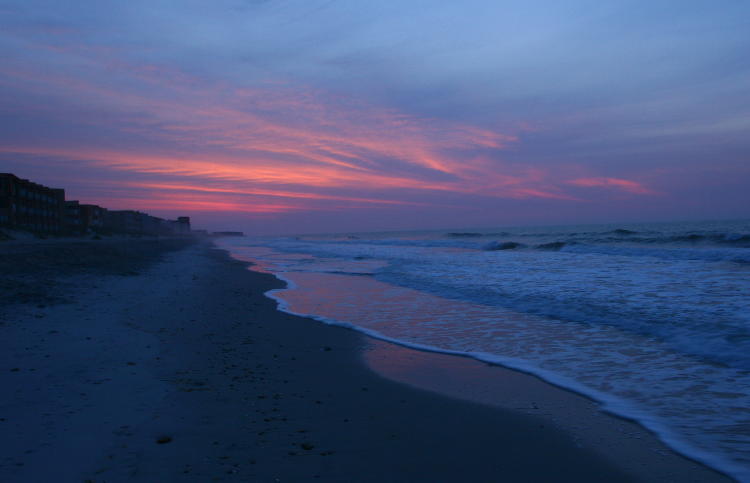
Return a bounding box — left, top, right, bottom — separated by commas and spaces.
258, 269, 748, 483
218, 226, 750, 481
446, 232, 484, 237
622, 233, 750, 247
559, 243, 750, 264
278, 229, 750, 256
379, 262, 750, 370
607, 228, 639, 235
483, 241, 525, 250
471, 238, 750, 262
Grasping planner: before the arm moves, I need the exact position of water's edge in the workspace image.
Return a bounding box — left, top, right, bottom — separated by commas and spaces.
232, 255, 740, 482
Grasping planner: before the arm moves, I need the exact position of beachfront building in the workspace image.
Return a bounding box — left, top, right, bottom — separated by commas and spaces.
105, 210, 154, 235
65, 200, 107, 234
0, 173, 66, 233
0, 173, 196, 237
104, 210, 192, 236
177, 216, 191, 234
80, 204, 107, 232
161, 217, 191, 235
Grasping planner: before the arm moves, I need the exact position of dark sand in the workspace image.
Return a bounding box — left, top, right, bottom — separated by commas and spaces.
0, 239, 732, 482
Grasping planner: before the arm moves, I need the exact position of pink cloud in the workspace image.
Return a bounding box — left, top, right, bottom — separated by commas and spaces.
0, 36, 658, 217
566, 177, 655, 195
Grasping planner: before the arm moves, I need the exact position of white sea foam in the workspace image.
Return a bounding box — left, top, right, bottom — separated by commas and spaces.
216, 221, 750, 481
258, 270, 747, 481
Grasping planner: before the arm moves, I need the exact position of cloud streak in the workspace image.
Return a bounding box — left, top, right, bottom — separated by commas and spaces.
567, 177, 655, 195
1, 37, 651, 215
2, 0, 743, 233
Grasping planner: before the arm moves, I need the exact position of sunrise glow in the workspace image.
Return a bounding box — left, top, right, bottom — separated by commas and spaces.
1, 2, 747, 233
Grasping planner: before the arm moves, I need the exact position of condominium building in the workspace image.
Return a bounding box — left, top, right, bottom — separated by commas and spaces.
66, 200, 107, 234
0, 173, 66, 233
1, 172, 197, 238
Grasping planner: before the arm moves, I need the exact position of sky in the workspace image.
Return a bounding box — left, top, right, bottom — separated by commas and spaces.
1, 0, 748, 235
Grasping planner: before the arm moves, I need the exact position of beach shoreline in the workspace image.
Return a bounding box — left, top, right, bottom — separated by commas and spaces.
0, 239, 732, 481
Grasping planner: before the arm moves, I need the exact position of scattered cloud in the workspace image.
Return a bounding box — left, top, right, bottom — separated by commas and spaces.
567, 177, 655, 195
1, 0, 746, 232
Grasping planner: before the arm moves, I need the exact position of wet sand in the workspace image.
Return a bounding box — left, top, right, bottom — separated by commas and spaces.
0, 239, 732, 481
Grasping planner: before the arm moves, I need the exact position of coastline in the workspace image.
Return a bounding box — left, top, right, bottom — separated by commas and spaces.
0, 239, 732, 481
240, 246, 739, 482
260, 270, 742, 481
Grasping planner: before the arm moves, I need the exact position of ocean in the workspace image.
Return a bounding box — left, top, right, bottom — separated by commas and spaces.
217, 219, 750, 480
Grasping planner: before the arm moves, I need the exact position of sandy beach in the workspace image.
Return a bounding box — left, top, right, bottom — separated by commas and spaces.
0, 239, 732, 482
